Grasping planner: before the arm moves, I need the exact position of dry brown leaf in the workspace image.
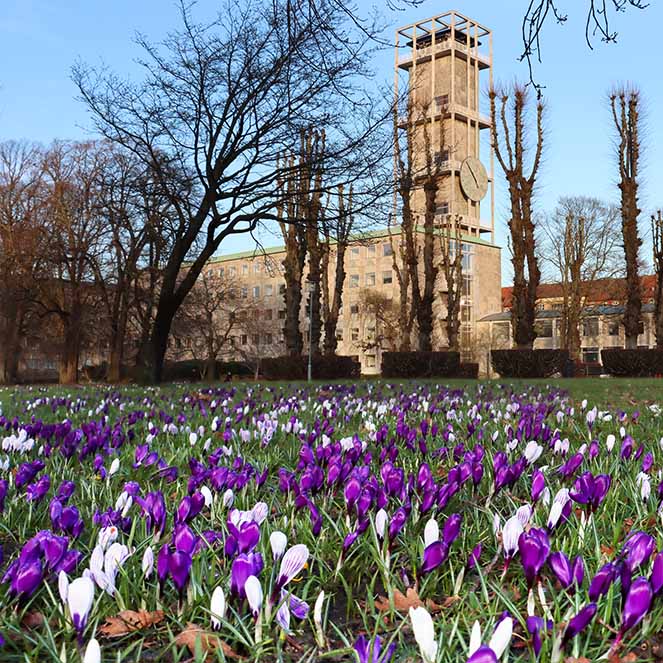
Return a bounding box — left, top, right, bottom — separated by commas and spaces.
21, 612, 45, 629
374, 588, 444, 613
564, 658, 591, 663
99, 609, 165, 637
175, 623, 242, 660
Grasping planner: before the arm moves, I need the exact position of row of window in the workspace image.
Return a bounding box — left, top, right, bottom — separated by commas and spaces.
349, 271, 393, 288
533, 317, 646, 339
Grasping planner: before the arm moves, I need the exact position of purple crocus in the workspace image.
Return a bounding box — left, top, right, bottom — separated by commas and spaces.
421, 541, 449, 576
276, 544, 308, 591
354, 634, 396, 663
569, 472, 611, 512
519, 528, 550, 587
620, 576, 653, 634
562, 603, 597, 644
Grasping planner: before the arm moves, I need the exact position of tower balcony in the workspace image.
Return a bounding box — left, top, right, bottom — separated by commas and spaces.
397, 39, 491, 71
398, 104, 491, 130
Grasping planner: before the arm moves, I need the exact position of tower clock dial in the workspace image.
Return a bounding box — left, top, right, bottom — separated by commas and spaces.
460, 157, 488, 202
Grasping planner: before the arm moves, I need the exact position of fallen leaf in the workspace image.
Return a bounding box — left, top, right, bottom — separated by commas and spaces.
21, 612, 45, 629
175, 623, 242, 660
564, 658, 591, 663
99, 609, 165, 637
600, 544, 615, 556
374, 588, 444, 613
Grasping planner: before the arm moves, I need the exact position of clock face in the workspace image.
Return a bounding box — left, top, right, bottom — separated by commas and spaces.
460, 157, 488, 202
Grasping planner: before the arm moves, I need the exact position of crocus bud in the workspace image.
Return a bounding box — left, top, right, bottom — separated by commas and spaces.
142, 547, 154, 578
108, 458, 120, 477
409, 606, 437, 663
489, 615, 512, 658
67, 576, 95, 633
375, 509, 388, 539
468, 620, 482, 657
210, 586, 226, 629
83, 637, 101, 663
562, 603, 597, 644
245, 575, 262, 618
651, 552, 663, 595
621, 576, 653, 633
467, 645, 497, 663
423, 518, 439, 548
269, 531, 288, 560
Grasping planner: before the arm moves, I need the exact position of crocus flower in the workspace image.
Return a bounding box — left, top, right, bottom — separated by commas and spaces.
67, 576, 95, 634
651, 552, 663, 595
562, 603, 597, 644
620, 576, 652, 633
409, 606, 437, 663
210, 586, 226, 629
83, 638, 101, 663
354, 634, 396, 663
623, 531, 655, 573
58, 570, 69, 602
270, 531, 287, 560
421, 541, 449, 575
589, 562, 616, 601
423, 518, 439, 548
569, 472, 611, 512
142, 547, 154, 578
467, 645, 497, 663
245, 575, 262, 618
375, 509, 388, 539
168, 551, 192, 594
276, 544, 308, 590
502, 515, 523, 564
518, 528, 550, 587
489, 615, 513, 658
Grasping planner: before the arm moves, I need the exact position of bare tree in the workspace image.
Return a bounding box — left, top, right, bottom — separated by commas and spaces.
394, 98, 448, 352
73, 0, 384, 382
36, 142, 108, 383
610, 87, 643, 349
171, 270, 245, 380
356, 288, 401, 356
652, 210, 663, 349
321, 185, 355, 356
541, 196, 621, 358
489, 84, 544, 350
437, 214, 464, 352
521, 1, 648, 83
0, 141, 45, 383
387, 220, 414, 351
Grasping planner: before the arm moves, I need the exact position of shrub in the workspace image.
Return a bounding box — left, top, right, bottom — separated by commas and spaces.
457, 363, 479, 379
260, 355, 360, 381
490, 349, 569, 378
381, 351, 461, 378
601, 349, 663, 377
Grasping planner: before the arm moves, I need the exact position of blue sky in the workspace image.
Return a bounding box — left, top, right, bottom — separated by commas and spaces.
1, 1, 661, 281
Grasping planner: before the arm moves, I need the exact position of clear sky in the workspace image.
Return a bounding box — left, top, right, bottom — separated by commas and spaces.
1, 1, 661, 281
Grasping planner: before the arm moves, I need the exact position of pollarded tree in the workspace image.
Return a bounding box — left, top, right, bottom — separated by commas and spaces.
610, 87, 643, 349
437, 214, 464, 352
652, 210, 663, 349
489, 84, 544, 349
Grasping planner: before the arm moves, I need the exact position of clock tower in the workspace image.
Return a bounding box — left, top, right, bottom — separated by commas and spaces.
395, 11, 494, 241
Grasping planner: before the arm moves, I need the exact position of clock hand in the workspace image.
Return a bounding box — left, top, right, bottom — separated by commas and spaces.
467, 162, 478, 186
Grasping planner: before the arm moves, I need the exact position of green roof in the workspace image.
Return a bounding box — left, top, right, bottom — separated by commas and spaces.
204, 225, 500, 265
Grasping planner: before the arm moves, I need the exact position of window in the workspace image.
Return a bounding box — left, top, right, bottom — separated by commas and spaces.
462, 275, 472, 297
229, 266, 236, 277
366, 272, 376, 286
365, 355, 376, 368
242, 264, 249, 275
350, 304, 359, 315
461, 304, 472, 322
606, 320, 620, 336
350, 246, 360, 261
264, 309, 273, 320
349, 274, 359, 288
335, 329, 343, 341
278, 309, 286, 320
366, 326, 376, 341
582, 347, 600, 363
254, 262, 260, 274
435, 149, 450, 167
436, 201, 450, 216
351, 328, 359, 341
239, 310, 247, 321
434, 94, 449, 110
535, 319, 553, 338
219, 267, 225, 277
279, 284, 286, 295
582, 317, 599, 337
241, 334, 248, 345
265, 333, 273, 345
638, 321, 646, 335
265, 284, 273, 297
241, 287, 248, 299
367, 244, 376, 257
252, 334, 260, 345
253, 286, 260, 298
382, 243, 393, 257
383, 270, 393, 285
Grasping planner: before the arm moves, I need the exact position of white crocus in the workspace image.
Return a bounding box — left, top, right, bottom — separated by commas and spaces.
524, 441, 543, 464
516, 504, 532, 527
108, 458, 120, 477
67, 576, 95, 632
409, 606, 437, 663
97, 526, 119, 551
502, 516, 524, 558
58, 570, 69, 603
200, 485, 213, 508
270, 531, 288, 560
142, 547, 154, 578
83, 638, 101, 663
210, 586, 226, 629
423, 517, 440, 548
606, 434, 616, 452
375, 509, 388, 539
222, 489, 234, 508
489, 616, 513, 659
245, 575, 263, 618
469, 620, 482, 657
313, 590, 326, 647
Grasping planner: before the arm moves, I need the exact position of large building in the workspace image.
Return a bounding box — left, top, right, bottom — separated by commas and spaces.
172, 11, 503, 373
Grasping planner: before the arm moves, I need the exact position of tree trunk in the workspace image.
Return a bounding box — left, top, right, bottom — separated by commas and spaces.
59, 319, 81, 384
1, 301, 22, 384
107, 307, 128, 382
136, 303, 176, 383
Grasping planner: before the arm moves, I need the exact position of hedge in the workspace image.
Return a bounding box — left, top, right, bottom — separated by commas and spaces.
490, 349, 569, 378
381, 351, 461, 378
601, 349, 663, 377
260, 355, 361, 381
